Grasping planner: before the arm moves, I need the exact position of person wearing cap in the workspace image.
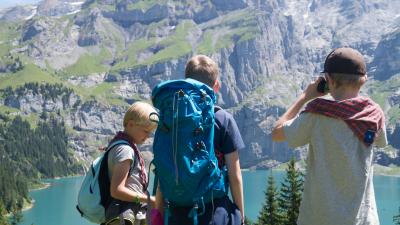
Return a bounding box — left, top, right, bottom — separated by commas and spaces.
271, 47, 387, 225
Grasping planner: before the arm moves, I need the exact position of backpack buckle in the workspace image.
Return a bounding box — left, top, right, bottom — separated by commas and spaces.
196, 141, 206, 150
178, 89, 185, 97
201, 91, 207, 101
193, 127, 204, 136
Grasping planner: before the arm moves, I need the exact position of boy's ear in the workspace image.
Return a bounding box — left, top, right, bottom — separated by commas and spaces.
127, 120, 135, 128
213, 79, 221, 93
326, 73, 335, 88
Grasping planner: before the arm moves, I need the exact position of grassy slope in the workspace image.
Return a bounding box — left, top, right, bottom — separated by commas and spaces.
368, 74, 400, 125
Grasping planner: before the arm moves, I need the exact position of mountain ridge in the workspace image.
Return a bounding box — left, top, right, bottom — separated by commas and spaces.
0, 0, 399, 169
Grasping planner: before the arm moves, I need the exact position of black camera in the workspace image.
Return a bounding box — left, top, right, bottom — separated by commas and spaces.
317, 77, 329, 94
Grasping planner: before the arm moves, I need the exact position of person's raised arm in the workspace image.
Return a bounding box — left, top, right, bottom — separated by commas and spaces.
272, 77, 325, 142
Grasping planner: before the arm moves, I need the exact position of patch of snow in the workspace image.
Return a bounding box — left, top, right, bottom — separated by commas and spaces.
68, 1, 85, 6
24, 7, 37, 20
66, 9, 81, 15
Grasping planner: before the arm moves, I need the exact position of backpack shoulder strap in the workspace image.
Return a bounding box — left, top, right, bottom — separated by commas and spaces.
106, 140, 137, 176
214, 105, 223, 113
106, 140, 130, 152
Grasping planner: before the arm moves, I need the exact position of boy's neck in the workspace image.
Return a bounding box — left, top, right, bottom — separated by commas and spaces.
330, 88, 360, 101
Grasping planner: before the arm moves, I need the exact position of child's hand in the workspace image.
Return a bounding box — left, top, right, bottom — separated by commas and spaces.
148, 196, 156, 208
303, 77, 327, 101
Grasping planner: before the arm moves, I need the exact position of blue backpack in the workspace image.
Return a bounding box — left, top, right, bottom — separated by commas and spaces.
151, 78, 227, 225
76, 140, 130, 224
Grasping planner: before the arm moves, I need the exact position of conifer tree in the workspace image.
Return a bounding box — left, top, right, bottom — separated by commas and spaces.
0, 202, 9, 225
10, 208, 22, 225
278, 158, 304, 225
257, 171, 281, 225
394, 207, 400, 225
244, 216, 253, 225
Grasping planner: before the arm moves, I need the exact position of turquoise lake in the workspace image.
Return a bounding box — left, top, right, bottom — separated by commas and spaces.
20, 171, 400, 225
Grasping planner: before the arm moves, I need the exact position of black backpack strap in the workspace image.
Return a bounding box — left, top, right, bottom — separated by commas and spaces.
99, 140, 130, 209
214, 105, 223, 113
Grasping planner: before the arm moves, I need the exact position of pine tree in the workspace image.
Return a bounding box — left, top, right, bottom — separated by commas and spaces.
10, 208, 22, 225
278, 158, 304, 225
257, 171, 281, 225
0, 202, 9, 225
244, 216, 254, 225
394, 207, 400, 225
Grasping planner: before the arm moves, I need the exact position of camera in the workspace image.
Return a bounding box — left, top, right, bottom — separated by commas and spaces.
317, 77, 329, 93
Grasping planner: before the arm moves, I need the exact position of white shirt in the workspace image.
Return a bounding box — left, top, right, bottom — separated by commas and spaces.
284, 113, 387, 225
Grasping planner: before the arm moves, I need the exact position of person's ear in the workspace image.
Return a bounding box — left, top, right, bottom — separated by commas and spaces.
127, 120, 135, 128
213, 79, 221, 93
326, 73, 335, 88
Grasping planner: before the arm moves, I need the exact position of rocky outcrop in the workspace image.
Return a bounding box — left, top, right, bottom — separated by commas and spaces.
22, 19, 45, 41
36, 0, 84, 17
371, 29, 400, 80
3, 90, 80, 115
0, 5, 36, 21
387, 122, 400, 150
75, 11, 101, 47
67, 100, 125, 135
232, 104, 300, 168
193, 4, 219, 24
103, 4, 169, 27
116, 57, 188, 100
211, 0, 247, 11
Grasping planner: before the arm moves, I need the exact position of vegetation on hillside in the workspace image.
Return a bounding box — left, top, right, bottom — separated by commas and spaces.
0, 115, 81, 215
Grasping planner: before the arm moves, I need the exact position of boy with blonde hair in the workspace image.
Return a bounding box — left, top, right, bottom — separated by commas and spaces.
272, 47, 387, 225
105, 101, 158, 225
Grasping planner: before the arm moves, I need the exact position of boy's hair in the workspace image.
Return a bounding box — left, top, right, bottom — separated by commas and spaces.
185, 55, 219, 87
123, 101, 158, 129
327, 73, 367, 89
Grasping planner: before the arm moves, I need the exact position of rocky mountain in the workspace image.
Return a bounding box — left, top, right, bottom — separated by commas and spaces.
0, 0, 399, 169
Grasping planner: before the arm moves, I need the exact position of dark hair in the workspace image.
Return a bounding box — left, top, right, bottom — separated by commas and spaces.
185, 55, 219, 87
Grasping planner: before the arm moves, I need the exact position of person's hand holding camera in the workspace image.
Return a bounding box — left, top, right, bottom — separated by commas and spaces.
302, 77, 328, 102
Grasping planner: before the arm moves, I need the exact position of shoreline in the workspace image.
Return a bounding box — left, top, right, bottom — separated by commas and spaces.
242, 165, 400, 177
29, 182, 51, 191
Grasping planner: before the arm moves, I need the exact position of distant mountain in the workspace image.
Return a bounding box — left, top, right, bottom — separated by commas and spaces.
0, 0, 399, 169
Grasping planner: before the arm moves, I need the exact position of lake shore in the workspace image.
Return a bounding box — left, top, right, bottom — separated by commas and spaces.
245, 163, 400, 177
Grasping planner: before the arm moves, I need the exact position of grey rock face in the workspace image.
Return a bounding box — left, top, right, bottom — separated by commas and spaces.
0, 5, 36, 21
118, 57, 188, 90
3, 91, 80, 115
67, 100, 125, 135
371, 29, 400, 81
37, 0, 84, 17
22, 19, 45, 41
76, 11, 101, 47
211, 0, 247, 11
387, 119, 400, 150
103, 4, 169, 27
193, 4, 219, 24
232, 104, 298, 168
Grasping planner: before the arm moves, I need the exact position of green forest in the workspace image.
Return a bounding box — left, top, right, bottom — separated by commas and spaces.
0, 114, 81, 224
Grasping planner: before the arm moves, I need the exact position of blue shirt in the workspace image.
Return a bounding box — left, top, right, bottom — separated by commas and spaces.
214, 106, 245, 155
